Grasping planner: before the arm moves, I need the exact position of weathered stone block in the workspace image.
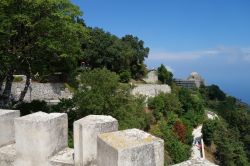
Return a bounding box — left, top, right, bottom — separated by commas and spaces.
0, 143, 16, 166
0, 109, 20, 147
74, 115, 118, 166
97, 128, 164, 166
14, 112, 68, 166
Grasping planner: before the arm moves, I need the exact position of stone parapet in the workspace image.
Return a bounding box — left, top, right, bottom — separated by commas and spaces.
97, 128, 164, 166
172, 158, 218, 166
14, 112, 68, 166
0, 109, 20, 147
0, 110, 164, 166
74, 115, 118, 166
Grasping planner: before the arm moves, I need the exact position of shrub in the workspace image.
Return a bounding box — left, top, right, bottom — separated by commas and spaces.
15, 100, 49, 116
119, 70, 131, 83
202, 120, 218, 146
157, 64, 173, 85
73, 68, 148, 130
13, 76, 23, 82
173, 120, 187, 143
148, 93, 166, 120
150, 120, 190, 164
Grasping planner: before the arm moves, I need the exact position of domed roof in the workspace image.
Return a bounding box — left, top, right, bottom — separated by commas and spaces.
190, 72, 199, 77
187, 72, 205, 88
187, 72, 204, 83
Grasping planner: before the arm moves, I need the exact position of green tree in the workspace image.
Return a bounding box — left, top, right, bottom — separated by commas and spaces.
213, 122, 249, 166
148, 93, 166, 120
81, 28, 117, 70
202, 119, 219, 146
150, 120, 190, 164
119, 70, 131, 83
157, 64, 173, 85
81, 28, 149, 79
148, 93, 182, 120
178, 88, 205, 121
73, 68, 149, 130
0, 0, 86, 106
165, 93, 182, 115
121, 35, 149, 79
207, 85, 226, 101
74, 68, 122, 116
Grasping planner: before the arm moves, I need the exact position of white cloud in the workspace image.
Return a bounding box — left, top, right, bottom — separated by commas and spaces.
164, 65, 174, 72
149, 47, 250, 63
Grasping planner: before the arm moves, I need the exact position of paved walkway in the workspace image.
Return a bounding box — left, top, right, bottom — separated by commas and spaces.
191, 125, 203, 159
191, 111, 218, 159
172, 111, 219, 166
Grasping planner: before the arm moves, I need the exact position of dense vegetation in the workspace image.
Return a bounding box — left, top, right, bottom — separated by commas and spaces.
82, 28, 149, 80
200, 85, 250, 165
148, 85, 205, 164
157, 64, 173, 85
1, 0, 250, 165
0, 0, 149, 107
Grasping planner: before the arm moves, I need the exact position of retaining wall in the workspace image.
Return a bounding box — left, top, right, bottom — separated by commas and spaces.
10, 82, 72, 102
131, 84, 171, 98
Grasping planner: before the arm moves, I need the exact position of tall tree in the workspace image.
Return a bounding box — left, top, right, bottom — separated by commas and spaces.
157, 64, 173, 85
81, 29, 149, 79
207, 85, 226, 101
73, 68, 148, 130
0, 0, 86, 106
121, 35, 149, 79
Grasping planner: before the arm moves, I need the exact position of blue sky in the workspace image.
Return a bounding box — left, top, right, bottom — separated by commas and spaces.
72, 0, 250, 104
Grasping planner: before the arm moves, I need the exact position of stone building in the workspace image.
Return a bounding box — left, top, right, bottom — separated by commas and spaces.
174, 72, 205, 89
187, 72, 205, 88
143, 70, 158, 84
173, 79, 197, 89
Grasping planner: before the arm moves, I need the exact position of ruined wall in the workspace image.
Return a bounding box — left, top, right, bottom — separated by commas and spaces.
143, 70, 158, 84
131, 84, 171, 98
11, 82, 72, 102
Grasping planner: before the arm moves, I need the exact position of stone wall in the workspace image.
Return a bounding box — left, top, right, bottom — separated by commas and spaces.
172, 158, 218, 166
0, 109, 164, 166
11, 82, 72, 102
8, 81, 169, 103
143, 70, 158, 84
131, 84, 171, 98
